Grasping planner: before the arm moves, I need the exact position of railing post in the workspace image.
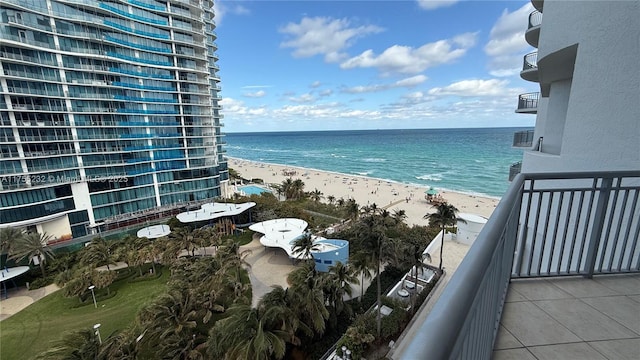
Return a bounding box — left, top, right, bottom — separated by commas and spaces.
583, 176, 613, 278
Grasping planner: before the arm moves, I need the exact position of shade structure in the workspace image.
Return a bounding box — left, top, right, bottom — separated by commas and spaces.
425, 187, 438, 195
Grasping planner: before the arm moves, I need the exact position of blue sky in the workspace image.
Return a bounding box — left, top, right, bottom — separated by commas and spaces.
213, 0, 538, 132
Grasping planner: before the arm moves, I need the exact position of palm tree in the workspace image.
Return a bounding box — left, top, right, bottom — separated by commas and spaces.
309, 188, 323, 202
345, 199, 360, 220
207, 304, 288, 360
98, 327, 140, 360
402, 235, 432, 309
325, 261, 359, 316
327, 195, 335, 205
288, 263, 329, 336
137, 290, 199, 359
258, 286, 307, 344
9, 232, 55, 277
424, 202, 465, 270
81, 237, 115, 270
292, 178, 305, 200
350, 253, 372, 302
170, 227, 197, 256
291, 233, 320, 262
92, 269, 116, 295
355, 213, 388, 337
392, 209, 407, 225
34, 328, 101, 360
0, 227, 25, 256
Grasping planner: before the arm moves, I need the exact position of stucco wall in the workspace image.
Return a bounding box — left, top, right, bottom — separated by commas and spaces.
313, 239, 349, 273
39, 215, 72, 239
525, 0, 640, 173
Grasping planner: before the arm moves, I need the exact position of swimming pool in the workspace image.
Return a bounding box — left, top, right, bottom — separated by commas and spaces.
238, 185, 271, 195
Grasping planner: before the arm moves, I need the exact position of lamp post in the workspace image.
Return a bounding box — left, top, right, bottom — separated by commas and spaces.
93, 323, 102, 345
88, 285, 97, 308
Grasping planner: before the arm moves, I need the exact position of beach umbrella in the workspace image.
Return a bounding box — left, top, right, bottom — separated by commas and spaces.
425, 187, 438, 196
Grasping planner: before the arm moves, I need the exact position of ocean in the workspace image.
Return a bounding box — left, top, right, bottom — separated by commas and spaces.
224, 128, 530, 198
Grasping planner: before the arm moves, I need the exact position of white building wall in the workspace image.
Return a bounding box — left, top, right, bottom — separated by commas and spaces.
523, 0, 640, 173
71, 182, 95, 225
40, 216, 72, 239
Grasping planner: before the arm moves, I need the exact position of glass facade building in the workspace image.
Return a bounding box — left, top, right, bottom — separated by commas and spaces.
0, 0, 227, 240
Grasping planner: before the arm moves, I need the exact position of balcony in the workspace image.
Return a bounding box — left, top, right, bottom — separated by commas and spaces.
516, 92, 539, 114
526, 10, 542, 47
508, 161, 522, 181
512, 130, 535, 148
394, 170, 640, 360
521, 52, 538, 82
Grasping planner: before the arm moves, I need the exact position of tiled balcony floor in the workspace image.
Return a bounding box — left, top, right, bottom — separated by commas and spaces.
493, 274, 640, 360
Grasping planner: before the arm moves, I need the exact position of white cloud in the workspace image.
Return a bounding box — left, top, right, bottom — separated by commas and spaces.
242, 85, 272, 89
340, 33, 477, 75
484, 3, 534, 76
279, 17, 384, 62
319, 89, 333, 97
219, 98, 266, 116
427, 79, 518, 97
212, 0, 250, 25
310, 81, 322, 88
394, 75, 428, 87
343, 74, 428, 94
416, 0, 459, 11
288, 93, 315, 103
243, 90, 266, 98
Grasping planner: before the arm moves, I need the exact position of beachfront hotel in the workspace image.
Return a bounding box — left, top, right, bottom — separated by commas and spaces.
0, 0, 228, 243
391, 1, 639, 359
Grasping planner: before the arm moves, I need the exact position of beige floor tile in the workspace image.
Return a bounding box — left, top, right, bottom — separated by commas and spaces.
500, 301, 580, 346
548, 277, 619, 298
587, 338, 640, 360
582, 295, 640, 334
492, 348, 537, 360
535, 298, 637, 341
528, 342, 608, 360
505, 286, 527, 302
509, 279, 574, 300
494, 325, 523, 350
593, 274, 640, 295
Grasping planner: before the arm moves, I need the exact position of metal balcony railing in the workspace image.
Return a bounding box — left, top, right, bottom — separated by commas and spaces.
512, 130, 535, 148
508, 161, 522, 181
522, 52, 538, 72
529, 10, 542, 29
517, 92, 539, 112
399, 170, 640, 360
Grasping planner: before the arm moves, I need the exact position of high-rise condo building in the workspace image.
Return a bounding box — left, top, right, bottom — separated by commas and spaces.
0, 0, 228, 242
511, 0, 639, 177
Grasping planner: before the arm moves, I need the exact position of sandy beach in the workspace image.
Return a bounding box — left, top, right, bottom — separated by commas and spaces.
227, 157, 500, 227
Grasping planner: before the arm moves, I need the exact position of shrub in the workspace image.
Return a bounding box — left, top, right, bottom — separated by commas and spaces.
336, 314, 376, 360
28, 275, 55, 290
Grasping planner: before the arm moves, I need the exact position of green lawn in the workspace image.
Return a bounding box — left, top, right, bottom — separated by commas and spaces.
0, 270, 168, 360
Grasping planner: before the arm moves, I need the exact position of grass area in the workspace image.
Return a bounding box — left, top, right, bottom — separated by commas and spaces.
0, 269, 169, 360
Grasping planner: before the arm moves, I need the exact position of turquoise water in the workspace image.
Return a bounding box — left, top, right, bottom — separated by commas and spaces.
239, 185, 271, 195
225, 128, 530, 198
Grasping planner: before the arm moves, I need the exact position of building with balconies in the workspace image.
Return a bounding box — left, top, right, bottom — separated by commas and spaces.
391, 1, 639, 359
0, 0, 228, 243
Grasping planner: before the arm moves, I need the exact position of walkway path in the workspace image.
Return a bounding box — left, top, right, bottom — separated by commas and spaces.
0, 284, 60, 321
241, 234, 295, 307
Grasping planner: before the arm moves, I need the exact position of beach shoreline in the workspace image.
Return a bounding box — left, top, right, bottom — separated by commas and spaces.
227, 157, 500, 227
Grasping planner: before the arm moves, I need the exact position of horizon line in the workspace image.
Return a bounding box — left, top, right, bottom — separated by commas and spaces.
225, 125, 534, 134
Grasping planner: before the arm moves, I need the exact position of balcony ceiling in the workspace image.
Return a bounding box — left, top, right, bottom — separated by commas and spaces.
525, 26, 540, 48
